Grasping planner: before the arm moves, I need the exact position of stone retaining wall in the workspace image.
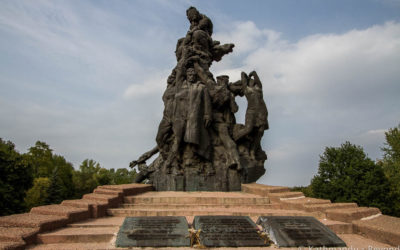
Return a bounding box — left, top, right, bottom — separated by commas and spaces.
0, 184, 152, 250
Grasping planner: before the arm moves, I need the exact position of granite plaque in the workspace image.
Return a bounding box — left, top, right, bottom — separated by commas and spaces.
115, 216, 190, 247
257, 216, 346, 247
193, 216, 267, 247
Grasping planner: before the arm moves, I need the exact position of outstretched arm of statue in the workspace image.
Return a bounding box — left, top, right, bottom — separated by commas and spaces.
129, 146, 159, 168
212, 42, 235, 62
249, 71, 262, 88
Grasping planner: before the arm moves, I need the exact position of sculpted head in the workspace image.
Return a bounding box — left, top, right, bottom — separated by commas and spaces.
186, 68, 197, 83
216, 75, 229, 86
167, 70, 176, 85
186, 7, 201, 23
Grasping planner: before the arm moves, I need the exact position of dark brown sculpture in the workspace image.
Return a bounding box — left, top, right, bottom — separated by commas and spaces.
130, 7, 268, 191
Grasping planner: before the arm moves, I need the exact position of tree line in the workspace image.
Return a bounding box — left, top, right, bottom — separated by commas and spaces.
0, 140, 136, 216
292, 124, 400, 217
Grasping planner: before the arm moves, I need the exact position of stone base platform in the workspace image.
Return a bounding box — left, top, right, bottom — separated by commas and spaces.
0, 183, 398, 249
26, 217, 392, 249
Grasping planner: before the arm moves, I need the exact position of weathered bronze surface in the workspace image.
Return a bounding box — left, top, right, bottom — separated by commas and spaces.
193, 216, 267, 247
130, 6, 269, 191
257, 216, 346, 247
116, 216, 190, 247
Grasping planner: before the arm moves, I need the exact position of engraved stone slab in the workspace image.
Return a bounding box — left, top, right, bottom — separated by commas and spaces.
193, 216, 267, 247
115, 216, 190, 247
257, 216, 346, 247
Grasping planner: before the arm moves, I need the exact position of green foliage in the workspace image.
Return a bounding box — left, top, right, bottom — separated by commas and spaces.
1, 139, 137, 215
382, 124, 400, 162
24, 141, 75, 206
379, 124, 400, 216
25, 177, 51, 210
26, 141, 53, 178
72, 159, 101, 198
72, 159, 137, 198
0, 138, 33, 216
52, 155, 75, 200
111, 168, 137, 185
290, 186, 313, 197
310, 141, 393, 214
45, 167, 64, 204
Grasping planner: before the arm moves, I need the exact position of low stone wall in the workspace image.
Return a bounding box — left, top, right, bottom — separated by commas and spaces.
242, 183, 400, 247
0, 184, 153, 250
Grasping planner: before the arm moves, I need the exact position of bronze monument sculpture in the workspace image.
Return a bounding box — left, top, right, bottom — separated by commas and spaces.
130, 7, 269, 191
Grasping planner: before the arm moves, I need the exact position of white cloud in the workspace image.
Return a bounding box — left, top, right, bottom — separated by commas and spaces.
1, 1, 399, 187
213, 21, 400, 185
123, 71, 168, 99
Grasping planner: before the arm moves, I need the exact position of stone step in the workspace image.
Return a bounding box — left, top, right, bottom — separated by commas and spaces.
0, 227, 39, 245
124, 191, 270, 205
93, 188, 124, 203
27, 242, 114, 250
241, 183, 290, 196
82, 193, 120, 208
36, 227, 118, 244
280, 197, 331, 210
326, 207, 381, 223
61, 199, 108, 218
107, 207, 308, 217
320, 219, 353, 234
304, 202, 358, 212
30, 205, 90, 224
97, 183, 153, 196
353, 214, 400, 246
0, 241, 26, 250
268, 191, 305, 202
0, 213, 68, 233
67, 217, 125, 228
27, 234, 394, 249
121, 203, 280, 209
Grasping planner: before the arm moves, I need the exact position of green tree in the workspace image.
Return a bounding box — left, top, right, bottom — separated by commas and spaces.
73, 159, 102, 198
112, 168, 130, 184
0, 138, 33, 215
310, 141, 393, 214
52, 155, 75, 200
45, 167, 64, 204
379, 124, 400, 216
290, 186, 313, 197
25, 177, 51, 210
25, 141, 53, 178
24, 141, 75, 204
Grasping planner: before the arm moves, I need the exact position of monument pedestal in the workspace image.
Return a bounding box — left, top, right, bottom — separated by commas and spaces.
151, 165, 242, 191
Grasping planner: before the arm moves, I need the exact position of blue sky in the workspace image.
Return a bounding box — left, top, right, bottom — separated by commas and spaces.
1, 0, 400, 186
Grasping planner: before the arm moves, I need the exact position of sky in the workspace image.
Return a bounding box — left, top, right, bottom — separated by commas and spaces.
1, 0, 400, 187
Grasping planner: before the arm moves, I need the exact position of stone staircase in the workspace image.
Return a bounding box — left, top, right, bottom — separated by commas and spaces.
107, 191, 310, 217
0, 183, 399, 249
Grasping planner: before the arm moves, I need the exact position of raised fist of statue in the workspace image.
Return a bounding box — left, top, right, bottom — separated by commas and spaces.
225, 43, 235, 53
249, 71, 258, 78
129, 160, 138, 168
